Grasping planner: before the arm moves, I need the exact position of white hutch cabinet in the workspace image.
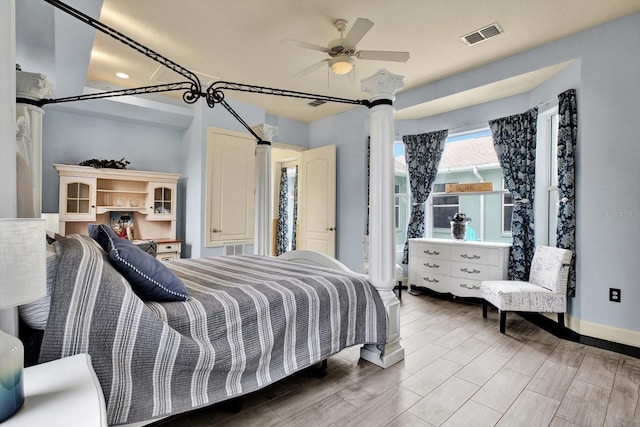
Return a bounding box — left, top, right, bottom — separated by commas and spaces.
408, 238, 511, 298
54, 164, 182, 260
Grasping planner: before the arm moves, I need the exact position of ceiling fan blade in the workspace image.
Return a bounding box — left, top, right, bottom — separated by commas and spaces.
292, 59, 329, 78
280, 39, 329, 53
343, 18, 374, 47
356, 50, 410, 62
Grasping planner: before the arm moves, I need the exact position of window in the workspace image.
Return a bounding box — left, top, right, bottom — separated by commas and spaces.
428, 129, 511, 243
285, 167, 297, 252
502, 179, 513, 233
432, 183, 459, 228
398, 111, 560, 245
394, 142, 409, 250
543, 111, 560, 246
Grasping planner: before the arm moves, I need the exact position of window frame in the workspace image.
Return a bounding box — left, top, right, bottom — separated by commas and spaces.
501, 178, 513, 235
534, 104, 560, 247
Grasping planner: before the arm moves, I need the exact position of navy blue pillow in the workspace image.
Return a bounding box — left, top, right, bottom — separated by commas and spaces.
88, 224, 188, 302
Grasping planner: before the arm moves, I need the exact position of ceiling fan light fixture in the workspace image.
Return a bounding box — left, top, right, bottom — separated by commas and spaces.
329, 55, 354, 75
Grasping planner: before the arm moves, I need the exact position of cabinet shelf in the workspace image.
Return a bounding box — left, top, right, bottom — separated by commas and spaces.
97, 206, 148, 215
55, 164, 180, 244
97, 189, 148, 195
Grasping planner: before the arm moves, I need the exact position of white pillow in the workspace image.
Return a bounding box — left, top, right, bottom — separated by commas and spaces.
18, 241, 59, 330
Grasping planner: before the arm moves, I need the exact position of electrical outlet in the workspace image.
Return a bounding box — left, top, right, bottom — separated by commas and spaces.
609, 288, 621, 303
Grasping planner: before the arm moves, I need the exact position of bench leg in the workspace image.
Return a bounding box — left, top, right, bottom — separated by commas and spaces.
499, 311, 506, 334
558, 313, 565, 329
482, 301, 488, 318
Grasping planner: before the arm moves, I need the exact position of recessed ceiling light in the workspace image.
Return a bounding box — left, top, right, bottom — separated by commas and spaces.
115, 72, 130, 79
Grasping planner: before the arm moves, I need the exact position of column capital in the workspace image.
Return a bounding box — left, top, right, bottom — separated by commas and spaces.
251, 123, 279, 143
360, 69, 404, 102
16, 70, 53, 101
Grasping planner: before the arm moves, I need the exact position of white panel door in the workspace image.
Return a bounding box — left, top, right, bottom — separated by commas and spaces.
298, 145, 336, 257
206, 127, 256, 246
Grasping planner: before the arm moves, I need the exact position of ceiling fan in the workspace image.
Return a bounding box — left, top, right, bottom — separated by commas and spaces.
282, 18, 410, 77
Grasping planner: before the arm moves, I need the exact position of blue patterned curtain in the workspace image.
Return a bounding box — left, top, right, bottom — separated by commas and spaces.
489, 108, 538, 281
291, 165, 298, 251
275, 167, 288, 256
402, 130, 449, 264
557, 89, 577, 296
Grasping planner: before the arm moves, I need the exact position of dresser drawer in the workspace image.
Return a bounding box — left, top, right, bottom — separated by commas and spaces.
410, 256, 451, 276
450, 246, 501, 266
410, 242, 451, 260
414, 273, 450, 294
450, 277, 483, 298
450, 261, 501, 281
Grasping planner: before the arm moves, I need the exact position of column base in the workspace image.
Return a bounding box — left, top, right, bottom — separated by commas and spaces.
360, 342, 405, 369
360, 288, 404, 368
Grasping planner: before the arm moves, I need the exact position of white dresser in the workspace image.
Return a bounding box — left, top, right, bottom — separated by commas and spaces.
408, 238, 511, 298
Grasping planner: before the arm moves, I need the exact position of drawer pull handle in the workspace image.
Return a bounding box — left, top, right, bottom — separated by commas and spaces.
423, 277, 439, 283
424, 263, 440, 268
459, 283, 480, 290
424, 250, 440, 255
165, 246, 172, 249
460, 253, 481, 260
460, 268, 481, 274
211, 228, 222, 233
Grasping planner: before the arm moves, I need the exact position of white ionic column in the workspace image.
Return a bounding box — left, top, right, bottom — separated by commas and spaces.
251, 124, 278, 256
16, 69, 53, 218
359, 69, 405, 368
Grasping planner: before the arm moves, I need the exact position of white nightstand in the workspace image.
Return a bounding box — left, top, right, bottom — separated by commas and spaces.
4, 353, 107, 427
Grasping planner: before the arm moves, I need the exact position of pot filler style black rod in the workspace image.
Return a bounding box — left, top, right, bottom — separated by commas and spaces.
37, 0, 371, 143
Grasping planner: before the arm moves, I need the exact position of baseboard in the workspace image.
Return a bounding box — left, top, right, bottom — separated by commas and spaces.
520, 312, 640, 359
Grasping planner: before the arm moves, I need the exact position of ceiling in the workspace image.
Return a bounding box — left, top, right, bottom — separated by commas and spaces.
83, 0, 640, 123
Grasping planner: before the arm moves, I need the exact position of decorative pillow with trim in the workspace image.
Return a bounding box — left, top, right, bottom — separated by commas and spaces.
88, 224, 188, 302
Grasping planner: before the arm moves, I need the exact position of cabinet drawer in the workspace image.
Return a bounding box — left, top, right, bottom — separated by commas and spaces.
156, 252, 180, 262
157, 242, 181, 254
410, 242, 450, 260
450, 246, 500, 265
410, 257, 450, 275
450, 278, 483, 298
450, 261, 501, 281
414, 273, 450, 294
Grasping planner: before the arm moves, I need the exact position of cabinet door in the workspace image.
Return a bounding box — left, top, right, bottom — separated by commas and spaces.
147, 182, 177, 220
205, 127, 256, 246
59, 176, 96, 221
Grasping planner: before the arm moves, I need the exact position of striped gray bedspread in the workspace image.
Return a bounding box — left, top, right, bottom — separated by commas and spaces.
40, 234, 387, 425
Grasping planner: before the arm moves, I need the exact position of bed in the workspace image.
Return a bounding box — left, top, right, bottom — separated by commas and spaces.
36, 233, 387, 425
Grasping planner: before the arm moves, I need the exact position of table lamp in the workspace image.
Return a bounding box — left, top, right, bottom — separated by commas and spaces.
0, 218, 46, 422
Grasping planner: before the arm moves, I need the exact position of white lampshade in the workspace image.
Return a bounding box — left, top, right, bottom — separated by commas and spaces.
0, 218, 46, 422
329, 55, 354, 75
0, 218, 47, 309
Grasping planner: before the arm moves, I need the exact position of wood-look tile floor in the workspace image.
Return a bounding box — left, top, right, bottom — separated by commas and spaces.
157, 292, 640, 427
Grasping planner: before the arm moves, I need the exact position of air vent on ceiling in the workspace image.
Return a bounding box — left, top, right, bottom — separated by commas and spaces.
307, 99, 326, 107
461, 23, 503, 46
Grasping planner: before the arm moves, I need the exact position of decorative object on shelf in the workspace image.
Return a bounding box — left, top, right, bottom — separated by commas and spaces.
79, 157, 130, 169
0, 218, 46, 423
449, 212, 472, 240
110, 212, 134, 240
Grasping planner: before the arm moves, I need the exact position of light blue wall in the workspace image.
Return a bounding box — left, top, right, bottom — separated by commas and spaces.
41, 109, 185, 214
341, 12, 639, 335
